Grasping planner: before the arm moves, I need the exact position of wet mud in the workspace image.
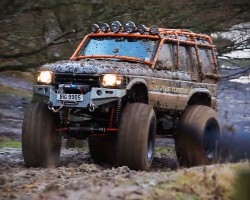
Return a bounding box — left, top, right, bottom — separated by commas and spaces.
0, 64, 249, 199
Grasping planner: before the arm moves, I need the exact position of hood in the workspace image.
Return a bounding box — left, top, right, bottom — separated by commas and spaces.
41, 59, 152, 76
40, 59, 191, 80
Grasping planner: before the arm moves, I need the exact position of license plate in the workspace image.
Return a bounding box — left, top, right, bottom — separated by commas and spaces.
57, 94, 83, 101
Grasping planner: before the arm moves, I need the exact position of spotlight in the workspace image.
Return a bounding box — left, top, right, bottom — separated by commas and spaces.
91, 23, 100, 33
138, 24, 147, 34
150, 25, 159, 35
111, 21, 122, 33
124, 21, 136, 33
101, 23, 110, 33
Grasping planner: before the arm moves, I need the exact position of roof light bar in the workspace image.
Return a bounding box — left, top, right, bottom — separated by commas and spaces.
91, 22, 161, 35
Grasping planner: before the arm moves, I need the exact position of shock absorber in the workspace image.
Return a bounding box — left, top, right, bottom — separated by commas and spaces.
116, 98, 122, 121
59, 109, 68, 126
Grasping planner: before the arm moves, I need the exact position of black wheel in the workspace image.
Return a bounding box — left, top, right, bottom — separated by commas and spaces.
88, 135, 117, 164
22, 102, 62, 167
175, 105, 221, 167
117, 103, 156, 171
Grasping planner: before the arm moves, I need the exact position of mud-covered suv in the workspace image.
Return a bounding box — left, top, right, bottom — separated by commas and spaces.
22, 21, 221, 171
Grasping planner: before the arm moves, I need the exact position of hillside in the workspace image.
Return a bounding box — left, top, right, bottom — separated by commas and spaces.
0, 0, 249, 71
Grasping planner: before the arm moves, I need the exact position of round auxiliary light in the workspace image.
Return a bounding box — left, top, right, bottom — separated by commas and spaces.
111, 21, 122, 33
101, 23, 110, 33
124, 21, 136, 33
138, 24, 147, 34
150, 25, 159, 35
91, 23, 100, 33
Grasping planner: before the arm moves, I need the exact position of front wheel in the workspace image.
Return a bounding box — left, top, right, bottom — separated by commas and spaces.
175, 105, 221, 167
116, 103, 156, 171
22, 102, 62, 167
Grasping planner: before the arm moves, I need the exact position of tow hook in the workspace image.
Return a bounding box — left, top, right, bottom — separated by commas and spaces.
47, 101, 64, 112
89, 103, 96, 112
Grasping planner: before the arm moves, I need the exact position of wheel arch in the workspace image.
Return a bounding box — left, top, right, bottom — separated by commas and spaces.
126, 78, 149, 103
187, 89, 212, 107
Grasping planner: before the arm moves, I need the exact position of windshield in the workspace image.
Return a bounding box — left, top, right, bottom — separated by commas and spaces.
78, 36, 159, 62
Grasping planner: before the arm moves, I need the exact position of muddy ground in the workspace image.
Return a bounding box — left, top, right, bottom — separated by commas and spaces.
0, 62, 250, 199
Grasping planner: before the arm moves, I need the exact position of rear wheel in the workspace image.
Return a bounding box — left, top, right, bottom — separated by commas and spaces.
117, 103, 156, 171
88, 135, 117, 164
175, 105, 221, 167
22, 102, 62, 167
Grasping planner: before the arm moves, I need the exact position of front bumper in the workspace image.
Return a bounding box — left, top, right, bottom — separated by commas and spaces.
34, 85, 126, 108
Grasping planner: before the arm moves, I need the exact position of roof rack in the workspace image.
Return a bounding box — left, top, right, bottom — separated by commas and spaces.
90, 21, 213, 45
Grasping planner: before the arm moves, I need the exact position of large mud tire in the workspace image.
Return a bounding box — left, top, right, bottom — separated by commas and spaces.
88, 135, 117, 164
22, 102, 62, 167
175, 105, 221, 167
117, 103, 156, 171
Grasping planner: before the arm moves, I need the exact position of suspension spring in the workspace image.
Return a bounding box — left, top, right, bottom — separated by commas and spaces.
116, 98, 122, 121
59, 109, 68, 126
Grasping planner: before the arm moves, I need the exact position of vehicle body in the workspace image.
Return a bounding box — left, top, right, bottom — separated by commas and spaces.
22, 21, 221, 170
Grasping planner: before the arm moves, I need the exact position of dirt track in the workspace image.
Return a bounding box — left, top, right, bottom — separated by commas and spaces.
0, 64, 250, 199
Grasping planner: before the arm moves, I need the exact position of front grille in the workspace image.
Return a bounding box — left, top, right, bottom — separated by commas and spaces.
53, 73, 100, 87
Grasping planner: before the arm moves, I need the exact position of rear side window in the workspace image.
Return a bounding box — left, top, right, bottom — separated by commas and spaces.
179, 45, 198, 75
198, 48, 214, 74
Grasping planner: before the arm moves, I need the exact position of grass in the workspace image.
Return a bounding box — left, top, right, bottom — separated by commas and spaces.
0, 136, 21, 149
155, 146, 176, 156
148, 162, 250, 200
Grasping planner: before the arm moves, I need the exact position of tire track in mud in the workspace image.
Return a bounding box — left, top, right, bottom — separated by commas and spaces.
0, 68, 250, 199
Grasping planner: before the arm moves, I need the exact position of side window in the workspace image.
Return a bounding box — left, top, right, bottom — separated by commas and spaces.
179, 45, 199, 79
156, 43, 174, 70
179, 45, 188, 70
172, 43, 178, 69
179, 45, 195, 71
190, 47, 199, 75
198, 48, 214, 73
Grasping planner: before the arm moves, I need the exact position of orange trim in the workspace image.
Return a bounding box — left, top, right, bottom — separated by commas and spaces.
70, 28, 215, 70
164, 38, 215, 48
74, 55, 153, 65
159, 30, 213, 44
70, 35, 90, 60
174, 32, 181, 69
151, 38, 165, 69
106, 128, 119, 132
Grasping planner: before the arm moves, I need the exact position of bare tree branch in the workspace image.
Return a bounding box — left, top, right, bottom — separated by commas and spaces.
0, 28, 84, 59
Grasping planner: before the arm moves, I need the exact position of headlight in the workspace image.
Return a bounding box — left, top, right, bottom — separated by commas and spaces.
102, 74, 123, 87
37, 71, 53, 84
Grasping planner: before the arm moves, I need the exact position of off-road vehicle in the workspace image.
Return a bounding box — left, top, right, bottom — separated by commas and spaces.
22, 21, 221, 171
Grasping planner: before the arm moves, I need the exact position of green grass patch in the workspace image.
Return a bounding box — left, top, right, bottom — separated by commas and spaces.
155, 146, 176, 156
148, 162, 250, 200
0, 136, 21, 149
64, 138, 89, 151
